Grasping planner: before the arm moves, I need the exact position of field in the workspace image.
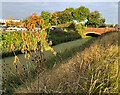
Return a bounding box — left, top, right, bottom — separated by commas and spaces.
1, 2, 119, 94
1, 29, 119, 94
1, 23, 119, 94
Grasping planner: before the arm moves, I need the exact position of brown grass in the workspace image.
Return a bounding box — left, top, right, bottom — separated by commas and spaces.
16, 31, 119, 94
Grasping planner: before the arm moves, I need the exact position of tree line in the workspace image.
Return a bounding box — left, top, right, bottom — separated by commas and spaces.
21, 6, 118, 28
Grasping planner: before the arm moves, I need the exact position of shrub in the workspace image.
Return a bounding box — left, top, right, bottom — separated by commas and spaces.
47, 29, 81, 46
75, 23, 86, 38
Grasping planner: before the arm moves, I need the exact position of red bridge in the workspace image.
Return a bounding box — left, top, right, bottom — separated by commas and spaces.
84, 27, 118, 35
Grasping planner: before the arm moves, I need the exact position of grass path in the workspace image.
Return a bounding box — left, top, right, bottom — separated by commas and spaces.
2, 37, 92, 76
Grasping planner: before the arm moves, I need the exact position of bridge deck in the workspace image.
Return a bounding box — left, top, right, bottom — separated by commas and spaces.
84, 28, 116, 34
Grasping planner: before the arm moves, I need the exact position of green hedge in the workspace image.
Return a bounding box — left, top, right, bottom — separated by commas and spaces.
47, 29, 81, 46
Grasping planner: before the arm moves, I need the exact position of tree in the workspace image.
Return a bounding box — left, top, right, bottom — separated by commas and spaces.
40, 11, 51, 26
73, 6, 90, 22
51, 10, 73, 25
114, 24, 119, 28
51, 11, 62, 25
22, 13, 40, 27
86, 11, 106, 28
99, 18, 106, 27
64, 8, 74, 18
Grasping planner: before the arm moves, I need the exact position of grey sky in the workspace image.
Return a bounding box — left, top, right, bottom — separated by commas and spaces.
1, 0, 119, 2
1, 2, 118, 24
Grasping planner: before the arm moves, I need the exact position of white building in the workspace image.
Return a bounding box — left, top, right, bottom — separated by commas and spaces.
0, 19, 20, 25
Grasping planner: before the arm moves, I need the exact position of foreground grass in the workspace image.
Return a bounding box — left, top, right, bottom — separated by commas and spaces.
2, 38, 91, 77
16, 31, 119, 93
2, 37, 93, 94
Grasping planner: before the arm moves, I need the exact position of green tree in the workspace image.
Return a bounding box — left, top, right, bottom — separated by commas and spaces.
59, 10, 73, 24
73, 6, 90, 22
64, 8, 74, 18
99, 18, 106, 27
51, 11, 62, 25
75, 23, 85, 38
51, 10, 73, 25
114, 24, 119, 28
86, 11, 106, 28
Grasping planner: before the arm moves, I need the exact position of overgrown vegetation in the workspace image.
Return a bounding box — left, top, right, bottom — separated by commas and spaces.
14, 30, 119, 94
2, 29, 81, 58
2, 37, 91, 94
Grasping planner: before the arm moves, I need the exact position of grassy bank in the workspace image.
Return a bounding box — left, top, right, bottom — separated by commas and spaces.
15, 30, 119, 94
2, 37, 92, 94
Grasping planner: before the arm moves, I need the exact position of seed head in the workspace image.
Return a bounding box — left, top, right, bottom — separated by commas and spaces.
49, 41, 52, 46
51, 48, 54, 52
26, 41, 28, 45
44, 33, 46, 38
27, 43, 30, 47
37, 33, 39, 37
22, 32, 26, 37
27, 36, 30, 40
53, 51, 57, 56
31, 24, 35, 29
35, 36, 38, 40
27, 24, 30, 29
23, 45, 26, 50
11, 44, 15, 50
21, 49, 24, 53
27, 54, 30, 59
43, 25, 45, 29
13, 32, 17, 37
40, 19, 44, 24
48, 23, 51, 28
30, 32, 33, 36
13, 61, 17, 66
37, 29, 39, 33
15, 56, 19, 61
22, 23, 26, 28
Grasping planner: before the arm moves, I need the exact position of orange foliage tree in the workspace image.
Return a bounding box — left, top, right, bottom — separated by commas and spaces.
22, 13, 41, 27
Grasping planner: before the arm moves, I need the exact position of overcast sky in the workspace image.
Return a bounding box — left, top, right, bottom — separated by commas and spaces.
1, 1, 119, 24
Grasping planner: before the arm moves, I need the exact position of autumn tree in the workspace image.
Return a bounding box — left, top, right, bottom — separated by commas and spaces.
22, 13, 41, 27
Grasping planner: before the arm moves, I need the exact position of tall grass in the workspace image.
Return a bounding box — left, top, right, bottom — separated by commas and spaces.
16, 31, 119, 94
